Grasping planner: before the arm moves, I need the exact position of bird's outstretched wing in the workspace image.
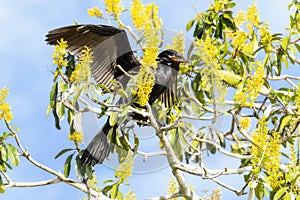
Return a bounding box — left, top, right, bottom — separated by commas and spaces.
45, 24, 139, 90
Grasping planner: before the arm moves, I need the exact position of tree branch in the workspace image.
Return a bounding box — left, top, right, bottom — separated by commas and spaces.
146, 103, 202, 200
5, 122, 112, 200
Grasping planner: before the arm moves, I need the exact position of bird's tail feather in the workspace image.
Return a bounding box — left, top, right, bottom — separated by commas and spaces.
81, 121, 112, 166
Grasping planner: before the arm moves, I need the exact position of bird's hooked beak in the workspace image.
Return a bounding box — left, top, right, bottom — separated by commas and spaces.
169, 55, 189, 64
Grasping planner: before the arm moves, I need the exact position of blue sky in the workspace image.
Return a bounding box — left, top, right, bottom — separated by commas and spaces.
0, 0, 293, 199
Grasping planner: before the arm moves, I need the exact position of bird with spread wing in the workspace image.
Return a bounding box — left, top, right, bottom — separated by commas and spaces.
46, 24, 188, 166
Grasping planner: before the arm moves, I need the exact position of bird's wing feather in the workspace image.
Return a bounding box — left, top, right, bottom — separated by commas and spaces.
46, 24, 136, 90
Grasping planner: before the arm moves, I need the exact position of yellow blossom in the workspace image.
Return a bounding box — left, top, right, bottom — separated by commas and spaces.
195, 37, 220, 69
104, 0, 123, 18
70, 46, 93, 83
234, 61, 264, 107
230, 31, 248, 51
251, 117, 283, 189
87, 7, 103, 18
0, 87, 13, 123
124, 190, 137, 200
234, 10, 246, 27
211, 188, 221, 200
239, 117, 251, 131
114, 154, 134, 181
167, 179, 179, 199
166, 32, 185, 55
68, 131, 83, 143
131, 0, 162, 31
246, 2, 260, 29
131, 1, 162, 106
52, 38, 68, 67
259, 23, 273, 53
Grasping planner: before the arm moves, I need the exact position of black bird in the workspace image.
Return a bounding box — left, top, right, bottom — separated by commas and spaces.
46, 24, 187, 166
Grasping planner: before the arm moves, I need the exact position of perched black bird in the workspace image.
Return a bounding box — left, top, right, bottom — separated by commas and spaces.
46, 24, 187, 166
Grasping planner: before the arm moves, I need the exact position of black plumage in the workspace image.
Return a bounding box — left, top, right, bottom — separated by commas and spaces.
46, 24, 187, 166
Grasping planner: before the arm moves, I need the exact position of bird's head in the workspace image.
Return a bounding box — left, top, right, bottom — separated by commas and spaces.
156, 49, 188, 70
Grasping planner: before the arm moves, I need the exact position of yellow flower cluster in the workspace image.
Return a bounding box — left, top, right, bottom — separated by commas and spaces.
87, 6, 103, 18
124, 190, 137, 200
211, 188, 221, 200
166, 32, 185, 55
234, 2, 260, 30
70, 46, 93, 83
131, 0, 162, 106
87, 173, 101, 192
115, 155, 134, 182
167, 178, 178, 199
266, 131, 284, 188
194, 37, 228, 101
230, 31, 248, 51
104, 0, 123, 18
246, 2, 260, 29
259, 23, 273, 53
234, 10, 246, 27
0, 87, 13, 123
68, 131, 83, 143
131, 0, 162, 31
196, 37, 220, 69
251, 118, 283, 189
239, 117, 251, 131
211, 0, 225, 13
234, 61, 264, 107
52, 38, 68, 67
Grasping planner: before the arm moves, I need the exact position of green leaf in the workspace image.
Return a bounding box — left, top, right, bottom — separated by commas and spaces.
0, 185, 5, 193
119, 135, 129, 151
102, 184, 114, 195
191, 74, 205, 104
284, 192, 293, 200
73, 87, 83, 103
103, 179, 114, 185
98, 84, 112, 94
117, 88, 128, 99
218, 70, 242, 86
186, 19, 195, 31
67, 109, 74, 125
110, 184, 123, 200
0, 145, 8, 162
0, 163, 6, 172
226, 2, 236, 8
133, 134, 139, 153
64, 153, 74, 178
281, 55, 289, 69
53, 107, 61, 130
116, 146, 128, 163
294, 43, 300, 53
4, 162, 12, 170
273, 187, 287, 200
282, 37, 289, 51
7, 144, 19, 166
54, 148, 74, 159
56, 102, 65, 120
75, 155, 87, 179
254, 182, 264, 200
278, 115, 292, 132
109, 112, 118, 126
119, 106, 129, 125
50, 82, 58, 108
